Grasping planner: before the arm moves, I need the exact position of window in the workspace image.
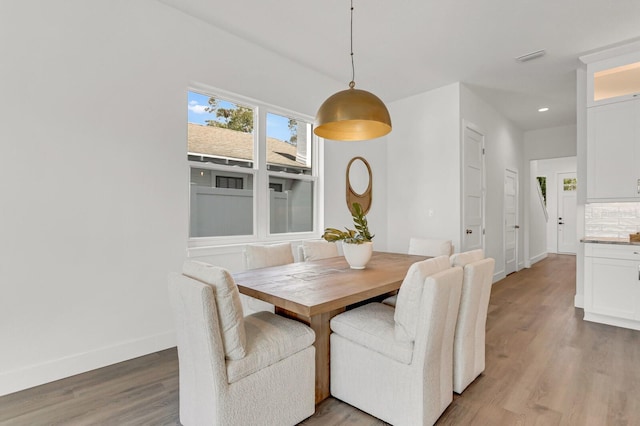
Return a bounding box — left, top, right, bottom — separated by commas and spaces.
217, 176, 243, 189
536, 176, 547, 206
563, 177, 577, 192
187, 88, 318, 243
269, 183, 283, 192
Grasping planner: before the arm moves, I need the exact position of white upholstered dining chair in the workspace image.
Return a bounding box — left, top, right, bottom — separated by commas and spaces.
382, 238, 455, 307
168, 260, 316, 426
243, 242, 295, 313
330, 256, 463, 426
298, 240, 339, 261
408, 237, 454, 256
244, 242, 295, 269
449, 249, 495, 393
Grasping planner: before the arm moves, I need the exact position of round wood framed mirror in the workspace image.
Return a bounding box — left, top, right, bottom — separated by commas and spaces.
346, 156, 372, 215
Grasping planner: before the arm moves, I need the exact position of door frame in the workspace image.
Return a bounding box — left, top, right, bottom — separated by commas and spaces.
504, 168, 519, 275
460, 120, 486, 253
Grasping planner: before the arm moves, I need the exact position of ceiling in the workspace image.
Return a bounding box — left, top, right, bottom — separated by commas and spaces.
158, 0, 640, 131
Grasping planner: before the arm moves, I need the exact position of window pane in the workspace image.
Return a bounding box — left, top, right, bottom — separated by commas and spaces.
269, 177, 313, 234
187, 91, 254, 167
266, 113, 312, 175
536, 176, 547, 206
563, 178, 577, 192
190, 167, 254, 237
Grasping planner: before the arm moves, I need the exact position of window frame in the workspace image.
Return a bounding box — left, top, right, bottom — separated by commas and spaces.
187, 84, 323, 249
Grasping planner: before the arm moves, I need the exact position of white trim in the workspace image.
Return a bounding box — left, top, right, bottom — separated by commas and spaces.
579, 40, 640, 65
504, 168, 520, 274
574, 294, 584, 309
460, 119, 486, 253
493, 269, 506, 284
584, 312, 640, 331
0, 331, 176, 397
189, 82, 315, 123
529, 251, 548, 266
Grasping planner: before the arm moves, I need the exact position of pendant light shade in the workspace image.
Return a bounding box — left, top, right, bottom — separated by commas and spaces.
314, 85, 392, 141
313, 0, 391, 141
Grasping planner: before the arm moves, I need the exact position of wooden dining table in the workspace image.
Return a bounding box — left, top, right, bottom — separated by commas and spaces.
233, 251, 428, 403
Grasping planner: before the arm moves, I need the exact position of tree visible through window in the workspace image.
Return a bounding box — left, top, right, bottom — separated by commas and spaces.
536, 176, 547, 206
563, 177, 577, 191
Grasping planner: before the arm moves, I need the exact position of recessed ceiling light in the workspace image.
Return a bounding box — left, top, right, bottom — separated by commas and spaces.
538, 107, 549, 112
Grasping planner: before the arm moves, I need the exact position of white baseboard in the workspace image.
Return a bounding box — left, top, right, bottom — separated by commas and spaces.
493, 269, 506, 283
584, 312, 640, 331
0, 330, 176, 397
530, 252, 548, 266
574, 294, 584, 309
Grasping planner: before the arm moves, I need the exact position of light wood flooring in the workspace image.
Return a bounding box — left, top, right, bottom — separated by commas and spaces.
2, 254, 639, 425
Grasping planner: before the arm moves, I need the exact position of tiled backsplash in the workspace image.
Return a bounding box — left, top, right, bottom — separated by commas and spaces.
585, 202, 640, 238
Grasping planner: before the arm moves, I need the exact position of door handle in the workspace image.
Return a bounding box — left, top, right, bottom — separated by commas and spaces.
466, 229, 473, 234
514, 225, 520, 229
558, 222, 564, 225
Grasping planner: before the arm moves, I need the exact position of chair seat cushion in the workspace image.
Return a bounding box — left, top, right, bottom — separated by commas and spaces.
381, 295, 397, 307
226, 311, 315, 384
330, 303, 414, 364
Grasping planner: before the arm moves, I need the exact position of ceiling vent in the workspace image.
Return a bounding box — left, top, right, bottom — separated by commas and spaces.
515, 49, 546, 62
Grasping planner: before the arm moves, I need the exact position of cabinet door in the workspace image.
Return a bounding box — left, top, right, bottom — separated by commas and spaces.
587, 99, 640, 201
587, 257, 640, 320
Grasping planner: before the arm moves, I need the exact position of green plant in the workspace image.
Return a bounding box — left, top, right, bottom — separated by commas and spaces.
323, 203, 374, 244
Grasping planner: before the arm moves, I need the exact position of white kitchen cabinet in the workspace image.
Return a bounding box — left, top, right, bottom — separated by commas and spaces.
585, 49, 640, 107
586, 98, 640, 202
584, 243, 640, 330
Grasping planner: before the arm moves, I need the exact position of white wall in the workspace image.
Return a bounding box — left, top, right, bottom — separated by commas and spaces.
386, 84, 461, 254
324, 137, 389, 251
386, 82, 525, 281
0, 0, 345, 396
461, 85, 524, 279
523, 125, 577, 160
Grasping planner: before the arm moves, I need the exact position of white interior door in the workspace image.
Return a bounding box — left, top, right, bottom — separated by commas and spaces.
462, 122, 485, 252
557, 172, 577, 254
504, 169, 518, 275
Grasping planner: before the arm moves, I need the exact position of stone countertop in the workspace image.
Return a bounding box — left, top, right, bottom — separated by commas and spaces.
581, 236, 640, 245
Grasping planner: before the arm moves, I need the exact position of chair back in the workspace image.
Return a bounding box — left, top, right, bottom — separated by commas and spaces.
300, 240, 339, 261
393, 256, 451, 341
244, 242, 294, 269
408, 237, 453, 257
413, 266, 463, 424
449, 249, 495, 393
168, 272, 227, 425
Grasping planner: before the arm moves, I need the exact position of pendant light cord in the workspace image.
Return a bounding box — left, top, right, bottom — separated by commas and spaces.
349, 0, 355, 89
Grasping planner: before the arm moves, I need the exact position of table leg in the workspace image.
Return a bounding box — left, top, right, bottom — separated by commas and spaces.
275, 307, 345, 403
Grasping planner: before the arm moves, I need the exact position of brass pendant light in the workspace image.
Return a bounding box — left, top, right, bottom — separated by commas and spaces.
314, 0, 391, 141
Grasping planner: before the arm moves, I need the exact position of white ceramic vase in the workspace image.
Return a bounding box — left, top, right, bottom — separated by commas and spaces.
342, 241, 373, 269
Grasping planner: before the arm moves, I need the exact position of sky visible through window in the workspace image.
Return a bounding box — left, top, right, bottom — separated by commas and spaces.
187, 91, 294, 142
